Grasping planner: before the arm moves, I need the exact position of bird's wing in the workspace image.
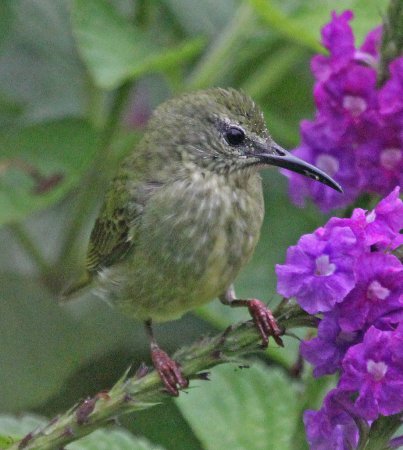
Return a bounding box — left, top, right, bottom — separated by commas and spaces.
85, 177, 144, 274
86, 210, 134, 274
61, 189, 137, 300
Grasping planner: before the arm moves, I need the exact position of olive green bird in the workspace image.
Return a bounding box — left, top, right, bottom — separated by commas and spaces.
64, 88, 342, 395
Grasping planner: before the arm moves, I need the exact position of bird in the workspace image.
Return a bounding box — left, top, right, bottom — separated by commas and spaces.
63, 88, 342, 395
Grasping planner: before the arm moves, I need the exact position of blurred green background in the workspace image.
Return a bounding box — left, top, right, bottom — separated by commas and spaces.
0, 0, 387, 448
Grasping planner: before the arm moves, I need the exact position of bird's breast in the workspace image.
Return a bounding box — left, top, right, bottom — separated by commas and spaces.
106, 170, 265, 321
140, 171, 264, 297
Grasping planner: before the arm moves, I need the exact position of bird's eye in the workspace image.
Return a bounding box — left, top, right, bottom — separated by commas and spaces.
224, 126, 245, 146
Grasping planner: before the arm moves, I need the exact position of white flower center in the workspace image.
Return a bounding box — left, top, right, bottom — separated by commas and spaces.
367, 359, 388, 381
367, 280, 390, 301
343, 95, 367, 117
380, 148, 402, 171
315, 254, 336, 276
366, 210, 376, 223
354, 51, 378, 68
315, 154, 340, 177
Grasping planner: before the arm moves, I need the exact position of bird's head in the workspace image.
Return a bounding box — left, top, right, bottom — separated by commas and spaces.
146, 88, 342, 192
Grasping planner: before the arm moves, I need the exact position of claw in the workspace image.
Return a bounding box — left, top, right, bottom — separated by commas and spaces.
247, 299, 284, 348
151, 346, 189, 396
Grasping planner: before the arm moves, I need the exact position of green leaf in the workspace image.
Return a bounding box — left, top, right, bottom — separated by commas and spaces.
0, 414, 45, 447
0, 273, 148, 412
0, 435, 16, 449
71, 0, 205, 89
0, 277, 85, 411
176, 363, 300, 450
0, 415, 165, 450
364, 414, 403, 450
0, 1, 13, 48
0, 92, 24, 130
0, 119, 99, 225
67, 428, 166, 450
122, 401, 203, 450
0, 0, 87, 122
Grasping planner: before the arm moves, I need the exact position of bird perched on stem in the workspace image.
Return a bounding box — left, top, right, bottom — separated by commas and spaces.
64, 88, 342, 395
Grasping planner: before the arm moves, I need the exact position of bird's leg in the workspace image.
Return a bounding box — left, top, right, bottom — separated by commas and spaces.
144, 319, 189, 396
219, 285, 284, 348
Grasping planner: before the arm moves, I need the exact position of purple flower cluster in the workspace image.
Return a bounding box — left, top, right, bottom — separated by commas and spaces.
285, 11, 403, 211
276, 187, 403, 449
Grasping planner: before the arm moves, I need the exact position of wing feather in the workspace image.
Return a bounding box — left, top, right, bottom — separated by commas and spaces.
84, 174, 162, 274
85, 174, 139, 274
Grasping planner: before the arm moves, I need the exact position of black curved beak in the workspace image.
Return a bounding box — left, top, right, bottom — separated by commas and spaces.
256, 142, 343, 193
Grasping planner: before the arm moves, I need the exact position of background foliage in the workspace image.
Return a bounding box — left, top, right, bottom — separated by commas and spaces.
0, 0, 389, 448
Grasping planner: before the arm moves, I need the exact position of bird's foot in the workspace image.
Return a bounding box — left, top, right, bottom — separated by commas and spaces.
219, 287, 284, 347
247, 299, 284, 348
151, 345, 189, 396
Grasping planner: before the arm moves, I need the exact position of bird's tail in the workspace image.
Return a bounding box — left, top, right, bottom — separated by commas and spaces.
60, 271, 93, 302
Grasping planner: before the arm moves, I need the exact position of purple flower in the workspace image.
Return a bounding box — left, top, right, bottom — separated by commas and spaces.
279, 187, 403, 445
362, 186, 403, 248
390, 435, 403, 449
357, 136, 403, 197
284, 142, 360, 211
359, 26, 382, 61
288, 10, 403, 445
301, 311, 362, 376
311, 11, 355, 82
325, 209, 368, 247
334, 186, 403, 250
339, 326, 403, 420
304, 389, 360, 450
276, 186, 401, 319
379, 58, 403, 118
314, 64, 378, 123
322, 11, 355, 61
337, 253, 403, 332
285, 11, 403, 211
393, 322, 403, 359
276, 226, 358, 314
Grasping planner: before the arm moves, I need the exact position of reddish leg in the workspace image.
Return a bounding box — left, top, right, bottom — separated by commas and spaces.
219, 286, 284, 348
145, 320, 189, 396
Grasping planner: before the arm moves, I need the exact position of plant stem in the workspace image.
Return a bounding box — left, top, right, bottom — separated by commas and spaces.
9, 303, 314, 450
